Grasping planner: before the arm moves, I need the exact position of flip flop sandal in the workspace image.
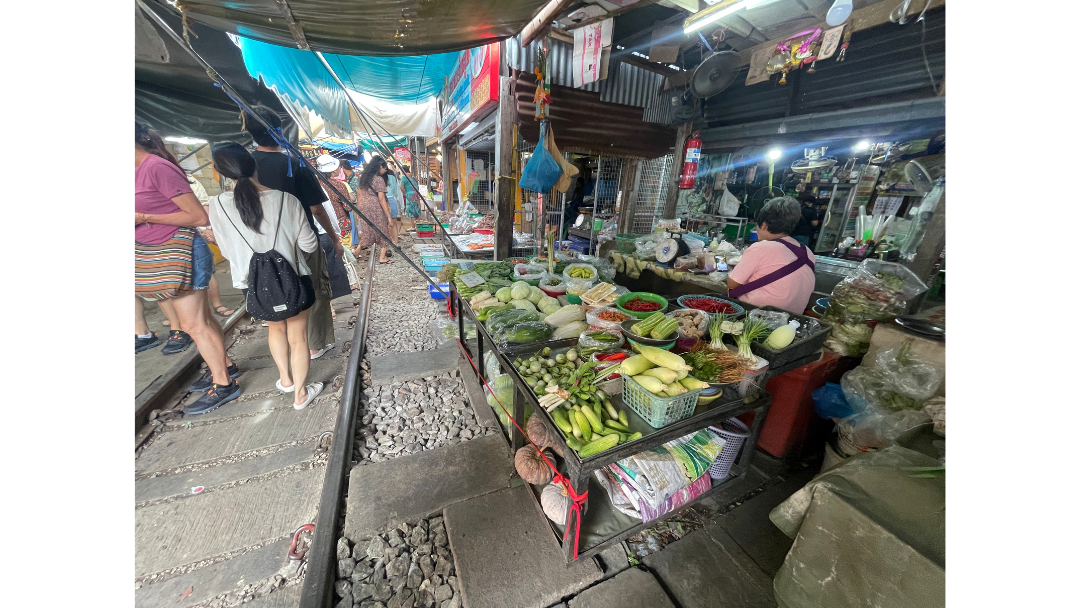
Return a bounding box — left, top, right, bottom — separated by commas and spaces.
162, 320, 170, 327
310, 344, 334, 360
276, 379, 295, 393
294, 382, 324, 410
215, 306, 236, 317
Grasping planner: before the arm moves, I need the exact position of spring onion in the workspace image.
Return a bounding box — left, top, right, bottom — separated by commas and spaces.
735, 317, 772, 363
709, 313, 731, 350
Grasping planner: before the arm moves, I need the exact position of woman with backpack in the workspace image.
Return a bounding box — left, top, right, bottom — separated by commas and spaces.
208, 142, 324, 410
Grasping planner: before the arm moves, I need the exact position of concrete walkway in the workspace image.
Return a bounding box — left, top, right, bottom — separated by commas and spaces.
134, 274, 362, 608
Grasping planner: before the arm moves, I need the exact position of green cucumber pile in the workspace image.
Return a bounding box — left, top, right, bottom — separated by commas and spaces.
512, 346, 641, 457
631, 312, 678, 340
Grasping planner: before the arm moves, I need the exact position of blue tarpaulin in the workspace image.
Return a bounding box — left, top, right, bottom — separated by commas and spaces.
238, 36, 459, 133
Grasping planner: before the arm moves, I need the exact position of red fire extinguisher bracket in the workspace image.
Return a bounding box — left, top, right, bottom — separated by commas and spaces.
678, 131, 702, 190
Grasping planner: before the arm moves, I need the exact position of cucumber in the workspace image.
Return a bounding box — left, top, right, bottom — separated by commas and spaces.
581, 405, 604, 433
570, 411, 583, 439
575, 410, 593, 442
565, 436, 584, 452
551, 410, 573, 434
618, 411, 629, 427
579, 434, 620, 458
604, 402, 620, 420
605, 420, 631, 433
592, 402, 602, 422
593, 426, 619, 436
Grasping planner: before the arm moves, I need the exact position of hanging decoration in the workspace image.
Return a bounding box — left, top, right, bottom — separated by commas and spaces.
765, 28, 822, 85
534, 44, 551, 120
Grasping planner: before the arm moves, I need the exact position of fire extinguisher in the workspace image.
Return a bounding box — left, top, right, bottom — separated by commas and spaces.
678, 131, 702, 189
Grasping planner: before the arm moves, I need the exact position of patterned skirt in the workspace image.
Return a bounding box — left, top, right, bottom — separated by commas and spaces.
135, 227, 195, 301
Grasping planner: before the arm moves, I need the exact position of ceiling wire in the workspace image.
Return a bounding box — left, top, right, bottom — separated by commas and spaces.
414, 55, 429, 105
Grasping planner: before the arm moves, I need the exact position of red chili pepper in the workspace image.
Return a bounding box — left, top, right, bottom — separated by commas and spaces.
623, 297, 662, 312
683, 297, 736, 314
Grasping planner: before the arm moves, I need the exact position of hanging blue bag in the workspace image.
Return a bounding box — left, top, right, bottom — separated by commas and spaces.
518, 120, 562, 193
812, 382, 856, 419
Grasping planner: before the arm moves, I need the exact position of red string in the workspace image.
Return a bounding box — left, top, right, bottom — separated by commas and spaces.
455, 336, 588, 559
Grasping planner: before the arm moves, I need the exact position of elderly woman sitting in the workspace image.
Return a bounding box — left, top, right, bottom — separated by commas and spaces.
727, 197, 817, 315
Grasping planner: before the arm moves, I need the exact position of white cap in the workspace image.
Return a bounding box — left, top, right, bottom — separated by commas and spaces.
315, 154, 340, 173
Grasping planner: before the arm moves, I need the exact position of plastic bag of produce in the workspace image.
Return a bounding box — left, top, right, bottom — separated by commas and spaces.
577, 255, 616, 283
431, 316, 474, 345
634, 234, 661, 261
823, 259, 929, 325
538, 274, 567, 295
513, 263, 546, 282
840, 341, 943, 413
502, 320, 554, 344
823, 321, 874, 357
835, 406, 930, 456
578, 328, 625, 350
585, 306, 632, 331
486, 308, 540, 335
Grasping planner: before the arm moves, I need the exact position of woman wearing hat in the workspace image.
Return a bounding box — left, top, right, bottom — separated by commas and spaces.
314, 154, 355, 300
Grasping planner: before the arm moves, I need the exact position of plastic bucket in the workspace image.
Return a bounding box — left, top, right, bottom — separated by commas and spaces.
707, 418, 751, 481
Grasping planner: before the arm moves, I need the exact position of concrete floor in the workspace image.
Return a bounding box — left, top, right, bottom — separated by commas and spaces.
134, 261, 244, 397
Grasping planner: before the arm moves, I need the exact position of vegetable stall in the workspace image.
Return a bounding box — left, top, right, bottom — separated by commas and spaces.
442, 261, 829, 564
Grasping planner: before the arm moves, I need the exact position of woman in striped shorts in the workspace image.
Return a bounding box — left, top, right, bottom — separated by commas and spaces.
135, 123, 241, 414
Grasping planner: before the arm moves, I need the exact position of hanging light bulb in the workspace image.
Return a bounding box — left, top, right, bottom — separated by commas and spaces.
826, 0, 853, 26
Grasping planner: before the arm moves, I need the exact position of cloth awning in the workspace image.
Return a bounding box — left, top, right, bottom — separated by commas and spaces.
238, 35, 448, 136
135, 2, 286, 140
160, 0, 549, 56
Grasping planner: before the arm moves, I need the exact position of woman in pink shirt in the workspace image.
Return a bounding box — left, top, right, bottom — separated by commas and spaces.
135, 123, 240, 414
727, 197, 817, 315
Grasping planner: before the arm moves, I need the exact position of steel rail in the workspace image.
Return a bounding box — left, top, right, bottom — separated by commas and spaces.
300, 251, 376, 608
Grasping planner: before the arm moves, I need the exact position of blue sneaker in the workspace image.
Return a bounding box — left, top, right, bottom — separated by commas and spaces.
183, 380, 242, 415
136, 333, 161, 354
189, 364, 242, 392
161, 330, 194, 355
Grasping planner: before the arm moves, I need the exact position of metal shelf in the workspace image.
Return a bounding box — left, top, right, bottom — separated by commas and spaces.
451, 288, 779, 564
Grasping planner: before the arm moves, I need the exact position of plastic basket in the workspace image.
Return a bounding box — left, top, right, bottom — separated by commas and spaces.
707, 418, 751, 480
417, 230, 435, 238
615, 292, 669, 320
415, 223, 434, 232
622, 375, 704, 429
750, 306, 833, 369
429, 283, 450, 299
614, 233, 644, 254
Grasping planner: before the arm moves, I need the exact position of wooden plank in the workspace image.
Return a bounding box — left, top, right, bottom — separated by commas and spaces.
565, 0, 665, 31
134, 401, 337, 476
521, 0, 577, 47
494, 74, 516, 260
134, 466, 324, 577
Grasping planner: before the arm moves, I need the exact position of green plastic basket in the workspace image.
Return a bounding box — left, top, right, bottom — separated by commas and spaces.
616, 292, 669, 319
622, 375, 704, 429
614, 233, 645, 254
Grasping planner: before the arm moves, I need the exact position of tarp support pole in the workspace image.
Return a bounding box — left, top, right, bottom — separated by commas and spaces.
494, 74, 515, 261
135, 0, 441, 298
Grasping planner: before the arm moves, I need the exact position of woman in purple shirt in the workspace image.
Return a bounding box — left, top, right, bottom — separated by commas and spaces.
134, 123, 241, 414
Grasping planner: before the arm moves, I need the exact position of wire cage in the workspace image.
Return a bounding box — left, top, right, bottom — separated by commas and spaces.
631, 154, 673, 234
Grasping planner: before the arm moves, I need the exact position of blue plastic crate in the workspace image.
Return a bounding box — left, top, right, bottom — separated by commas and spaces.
429, 283, 450, 299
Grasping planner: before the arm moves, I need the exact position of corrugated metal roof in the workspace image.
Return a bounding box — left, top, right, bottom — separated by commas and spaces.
697, 7, 946, 138
505, 36, 665, 109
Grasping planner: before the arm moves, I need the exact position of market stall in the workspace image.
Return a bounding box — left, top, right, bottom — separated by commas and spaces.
438, 253, 829, 564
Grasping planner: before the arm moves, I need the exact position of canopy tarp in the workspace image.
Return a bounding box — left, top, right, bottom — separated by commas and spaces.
135, 1, 286, 140
167, 0, 549, 56
238, 36, 446, 136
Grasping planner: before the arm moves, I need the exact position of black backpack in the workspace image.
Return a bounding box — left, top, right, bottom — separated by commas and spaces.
220, 193, 313, 322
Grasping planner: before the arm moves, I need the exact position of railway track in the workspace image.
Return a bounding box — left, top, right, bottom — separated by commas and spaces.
134, 251, 377, 608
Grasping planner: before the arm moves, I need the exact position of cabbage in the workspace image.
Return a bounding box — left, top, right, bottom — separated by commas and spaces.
527, 286, 544, 304
510, 282, 531, 300
552, 320, 588, 340
511, 299, 536, 311
496, 287, 513, 303
538, 295, 559, 314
